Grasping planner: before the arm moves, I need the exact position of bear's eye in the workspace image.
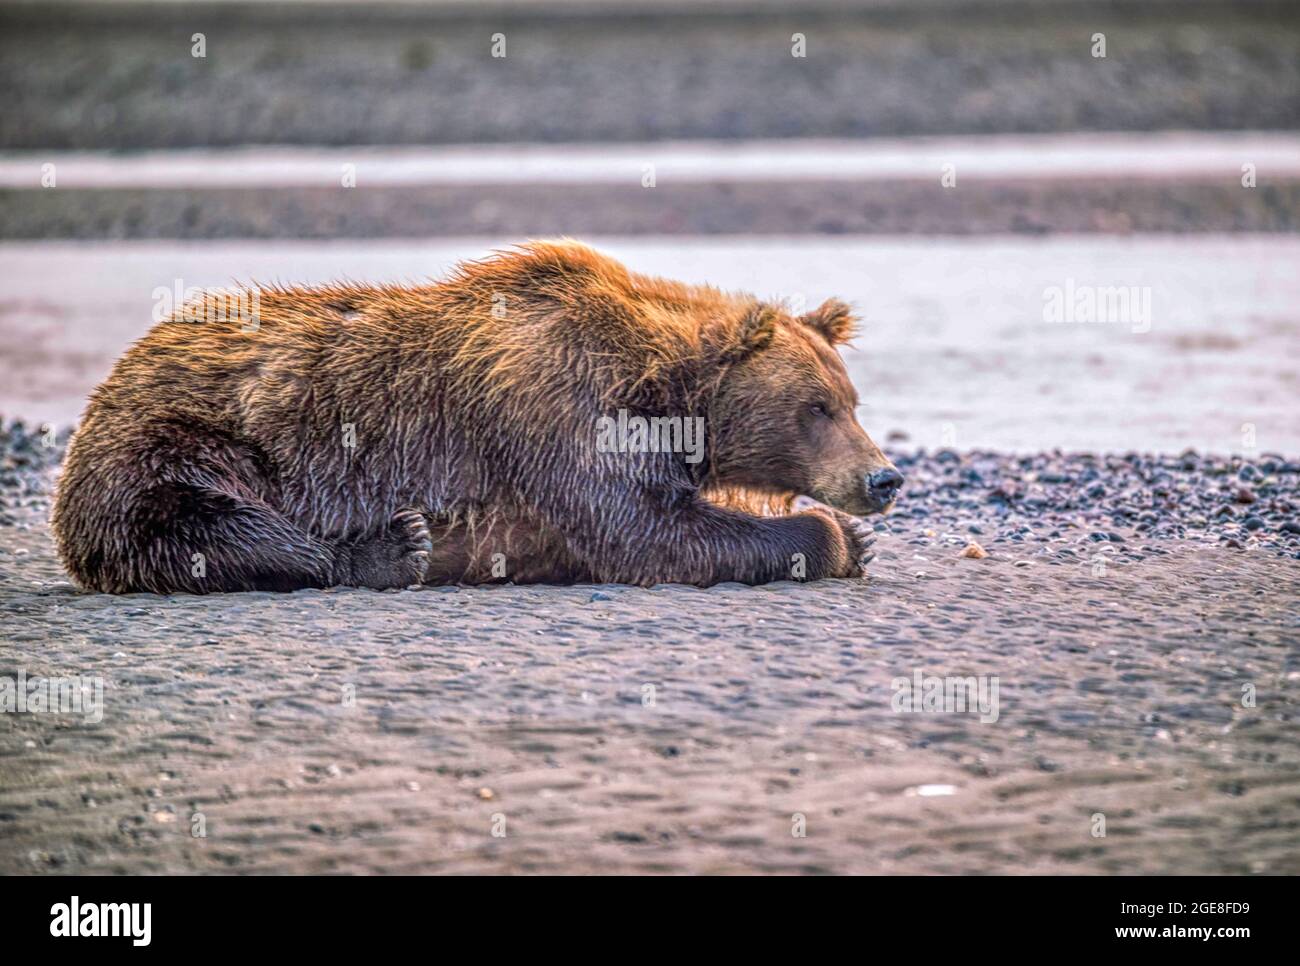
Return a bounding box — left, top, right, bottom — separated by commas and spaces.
809, 402, 831, 419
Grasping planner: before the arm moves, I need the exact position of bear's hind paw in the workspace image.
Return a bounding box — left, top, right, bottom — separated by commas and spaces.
343, 507, 433, 589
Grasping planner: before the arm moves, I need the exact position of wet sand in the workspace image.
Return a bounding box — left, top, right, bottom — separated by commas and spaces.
2, 455, 1297, 875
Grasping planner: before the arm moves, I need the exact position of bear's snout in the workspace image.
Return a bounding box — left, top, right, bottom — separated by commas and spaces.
814, 463, 903, 516
864, 467, 905, 512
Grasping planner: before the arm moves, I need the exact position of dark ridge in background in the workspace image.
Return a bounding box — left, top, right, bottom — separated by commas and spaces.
2, 1, 1297, 150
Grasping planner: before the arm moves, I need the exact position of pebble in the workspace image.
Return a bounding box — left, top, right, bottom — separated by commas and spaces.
910, 784, 957, 797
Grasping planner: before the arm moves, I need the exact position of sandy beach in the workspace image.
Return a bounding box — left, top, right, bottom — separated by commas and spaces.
3, 442, 1298, 874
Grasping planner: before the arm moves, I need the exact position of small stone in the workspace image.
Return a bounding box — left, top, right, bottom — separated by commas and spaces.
1243, 516, 1265, 531
959, 541, 988, 559
477, 787, 495, 800
910, 784, 957, 797
1234, 487, 1257, 504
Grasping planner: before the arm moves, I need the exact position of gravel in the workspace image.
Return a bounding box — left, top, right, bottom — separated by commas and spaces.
884, 447, 1300, 560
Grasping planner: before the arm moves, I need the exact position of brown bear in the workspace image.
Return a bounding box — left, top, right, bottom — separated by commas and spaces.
51, 241, 902, 593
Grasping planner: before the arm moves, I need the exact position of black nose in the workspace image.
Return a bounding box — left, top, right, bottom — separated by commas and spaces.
867, 467, 904, 503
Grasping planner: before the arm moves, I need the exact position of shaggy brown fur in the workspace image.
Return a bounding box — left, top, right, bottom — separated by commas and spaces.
52, 241, 901, 593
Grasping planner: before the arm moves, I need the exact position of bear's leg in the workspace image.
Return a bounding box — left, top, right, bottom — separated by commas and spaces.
100, 484, 431, 594
421, 510, 587, 585
55, 423, 431, 594
135, 483, 341, 593
531, 493, 873, 587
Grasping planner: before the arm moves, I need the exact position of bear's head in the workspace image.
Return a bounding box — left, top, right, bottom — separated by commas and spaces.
705, 298, 903, 516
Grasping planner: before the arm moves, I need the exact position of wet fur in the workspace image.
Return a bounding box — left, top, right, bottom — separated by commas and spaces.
52, 240, 888, 593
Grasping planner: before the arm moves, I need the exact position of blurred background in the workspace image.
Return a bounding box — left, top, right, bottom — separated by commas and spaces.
1, 0, 1298, 454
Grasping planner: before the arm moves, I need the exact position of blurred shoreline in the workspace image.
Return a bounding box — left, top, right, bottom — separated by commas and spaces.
6, 180, 1296, 239
5, 131, 1298, 238
7, 133, 1300, 186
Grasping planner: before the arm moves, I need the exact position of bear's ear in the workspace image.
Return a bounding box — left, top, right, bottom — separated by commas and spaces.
717, 304, 779, 365
800, 298, 858, 346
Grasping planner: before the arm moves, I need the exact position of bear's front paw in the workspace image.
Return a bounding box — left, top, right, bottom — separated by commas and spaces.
839, 513, 877, 577
793, 496, 876, 578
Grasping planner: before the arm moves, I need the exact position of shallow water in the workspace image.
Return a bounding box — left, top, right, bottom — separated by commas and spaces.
0, 234, 1295, 454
